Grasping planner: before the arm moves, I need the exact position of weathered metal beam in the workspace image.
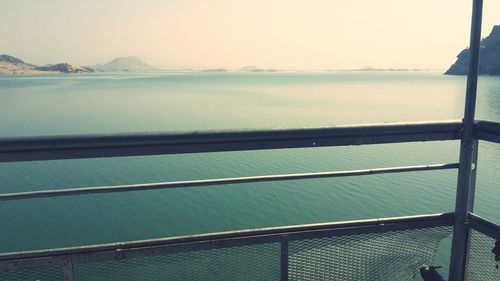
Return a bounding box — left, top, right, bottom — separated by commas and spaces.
475, 120, 500, 143
62, 258, 74, 281
0, 256, 63, 271
468, 213, 500, 239
0, 213, 454, 269
280, 240, 289, 281
0, 163, 459, 201
0, 121, 462, 163
449, 0, 484, 280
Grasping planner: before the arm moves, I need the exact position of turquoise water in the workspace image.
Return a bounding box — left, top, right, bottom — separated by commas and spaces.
0, 71, 499, 259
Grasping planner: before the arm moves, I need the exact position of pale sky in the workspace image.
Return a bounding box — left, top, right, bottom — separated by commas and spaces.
0, 0, 498, 70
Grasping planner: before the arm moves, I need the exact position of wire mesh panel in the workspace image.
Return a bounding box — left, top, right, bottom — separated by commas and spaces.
0, 266, 63, 281
0, 217, 457, 281
465, 229, 500, 281
288, 226, 452, 281
74, 242, 280, 281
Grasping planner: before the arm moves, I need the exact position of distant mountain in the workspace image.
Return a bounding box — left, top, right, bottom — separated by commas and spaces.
445, 25, 500, 76
345, 66, 421, 72
92, 56, 156, 72
1, 55, 157, 74
201, 68, 227, 72
238, 65, 277, 72
0, 54, 39, 73
35, 63, 94, 73
238, 65, 260, 72
0, 54, 33, 66
0, 54, 93, 74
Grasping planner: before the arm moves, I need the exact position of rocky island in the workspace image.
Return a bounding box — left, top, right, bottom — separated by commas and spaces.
0, 54, 94, 74
201, 68, 227, 72
36, 63, 94, 73
0, 55, 155, 74
238, 65, 277, 72
91, 56, 156, 72
445, 25, 500, 76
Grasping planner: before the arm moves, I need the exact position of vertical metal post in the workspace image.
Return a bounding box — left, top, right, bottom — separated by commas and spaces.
466, 141, 479, 212
62, 258, 75, 281
280, 240, 289, 281
449, 0, 483, 280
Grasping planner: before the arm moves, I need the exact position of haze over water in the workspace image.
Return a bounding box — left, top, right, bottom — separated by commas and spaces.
2, 0, 499, 70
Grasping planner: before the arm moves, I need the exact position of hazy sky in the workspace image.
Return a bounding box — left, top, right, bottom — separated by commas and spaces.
0, 0, 498, 70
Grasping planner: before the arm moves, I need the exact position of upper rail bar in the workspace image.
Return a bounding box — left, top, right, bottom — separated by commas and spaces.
0, 163, 458, 201
468, 213, 500, 239
0, 212, 454, 267
0, 120, 462, 162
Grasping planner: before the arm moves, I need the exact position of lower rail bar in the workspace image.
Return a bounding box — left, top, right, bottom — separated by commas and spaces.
0, 163, 459, 201
0, 213, 454, 268
469, 213, 500, 239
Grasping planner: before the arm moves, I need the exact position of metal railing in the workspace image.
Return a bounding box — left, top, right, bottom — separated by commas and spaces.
0, 120, 461, 201
0, 121, 466, 281
0, 213, 455, 281
0, 119, 499, 280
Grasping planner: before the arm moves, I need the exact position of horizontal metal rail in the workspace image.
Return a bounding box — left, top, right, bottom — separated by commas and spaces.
0, 163, 459, 201
0, 120, 462, 162
475, 120, 500, 144
468, 212, 500, 239
0, 212, 454, 270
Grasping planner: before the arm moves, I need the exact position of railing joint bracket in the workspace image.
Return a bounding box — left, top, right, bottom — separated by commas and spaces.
115, 248, 126, 260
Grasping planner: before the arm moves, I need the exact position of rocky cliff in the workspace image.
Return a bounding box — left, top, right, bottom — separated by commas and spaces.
445, 25, 500, 76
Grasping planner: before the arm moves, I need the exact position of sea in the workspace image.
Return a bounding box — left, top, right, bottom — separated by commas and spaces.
0, 71, 499, 276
